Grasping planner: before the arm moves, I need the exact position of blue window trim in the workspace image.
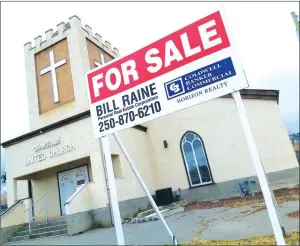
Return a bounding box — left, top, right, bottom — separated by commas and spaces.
180, 131, 215, 188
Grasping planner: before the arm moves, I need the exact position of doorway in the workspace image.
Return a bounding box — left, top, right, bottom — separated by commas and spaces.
57, 165, 90, 215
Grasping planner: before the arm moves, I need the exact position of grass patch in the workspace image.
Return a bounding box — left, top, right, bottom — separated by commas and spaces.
183, 231, 299, 245
196, 227, 208, 237
287, 210, 299, 218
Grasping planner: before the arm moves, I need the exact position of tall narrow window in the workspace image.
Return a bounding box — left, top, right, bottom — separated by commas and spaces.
181, 131, 212, 187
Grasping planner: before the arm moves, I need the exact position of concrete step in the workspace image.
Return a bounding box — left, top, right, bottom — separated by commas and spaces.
14, 224, 67, 237
29, 215, 66, 226
18, 219, 67, 231
137, 206, 165, 218
135, 201, 188, 219
7, 229, 68, 243
130, 207, 184, 223
150, 207, 184, 220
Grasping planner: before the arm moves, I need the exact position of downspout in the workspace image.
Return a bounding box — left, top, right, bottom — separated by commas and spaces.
98, 138, 114, 226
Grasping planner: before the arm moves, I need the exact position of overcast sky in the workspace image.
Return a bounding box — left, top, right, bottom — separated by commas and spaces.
1, 2, 299, 145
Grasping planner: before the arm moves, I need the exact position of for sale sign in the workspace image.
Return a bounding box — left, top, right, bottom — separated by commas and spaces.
86, 9, 248, 137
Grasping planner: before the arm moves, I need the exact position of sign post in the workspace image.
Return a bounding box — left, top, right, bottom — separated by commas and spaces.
96, 53, 125, 245
86, 7, 285, 245
100, 136, 125, 245
112, 132, 178, 245
232, 91, 285, 245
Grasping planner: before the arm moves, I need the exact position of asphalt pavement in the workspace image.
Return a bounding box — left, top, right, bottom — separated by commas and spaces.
5, 200, 299, 245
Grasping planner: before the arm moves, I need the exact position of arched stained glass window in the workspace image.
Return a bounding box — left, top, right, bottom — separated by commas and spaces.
181, 132, 212, 187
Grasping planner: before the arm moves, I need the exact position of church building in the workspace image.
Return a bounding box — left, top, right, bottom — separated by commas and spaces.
1, 15, 299, 242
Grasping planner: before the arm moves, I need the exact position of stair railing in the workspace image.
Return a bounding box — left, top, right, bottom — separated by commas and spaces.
0, 198, 29, 218
24, 193, 48, 235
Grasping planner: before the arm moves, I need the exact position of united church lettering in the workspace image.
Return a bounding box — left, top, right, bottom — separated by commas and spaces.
25, 138, 76, 166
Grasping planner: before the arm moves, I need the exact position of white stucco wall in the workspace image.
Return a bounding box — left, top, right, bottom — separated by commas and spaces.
4, 96, 298, 216
1, 201, 26, 228
108, 128, 156, 201
4, 117, 106, 208
4, 117, 154, 211
244, 99, 297, 173
16, 180, 29, 200
65, 182, 110, 215
146, 97, 298, 191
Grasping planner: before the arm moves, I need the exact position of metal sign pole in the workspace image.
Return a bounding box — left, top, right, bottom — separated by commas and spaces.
271, 189, 286, 236
259, 156, 286, 236
99, 138, 115, 226
112, 132, 178, 245
232, 91, 285, 245
100, 136, 125, 245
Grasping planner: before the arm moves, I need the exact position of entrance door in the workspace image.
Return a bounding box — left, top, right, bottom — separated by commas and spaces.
58, 165, 89, 215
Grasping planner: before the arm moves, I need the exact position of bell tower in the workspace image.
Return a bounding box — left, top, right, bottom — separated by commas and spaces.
24, 15, 119, 130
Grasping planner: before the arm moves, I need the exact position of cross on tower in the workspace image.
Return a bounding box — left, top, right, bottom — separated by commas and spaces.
40, 50, 67, 103
95, 53, 105, 67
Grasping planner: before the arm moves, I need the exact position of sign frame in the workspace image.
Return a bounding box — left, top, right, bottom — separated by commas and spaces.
86, 8, 249, 138
85, 7, 286, 245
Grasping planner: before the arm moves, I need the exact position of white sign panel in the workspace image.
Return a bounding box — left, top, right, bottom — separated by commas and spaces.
86, 8, 248, 137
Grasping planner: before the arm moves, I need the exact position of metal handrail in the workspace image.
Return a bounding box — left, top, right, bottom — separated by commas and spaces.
1, 198, 30, 218
64, 182, 90, 206
25, 193, 48, 235
24, 193, 47, 212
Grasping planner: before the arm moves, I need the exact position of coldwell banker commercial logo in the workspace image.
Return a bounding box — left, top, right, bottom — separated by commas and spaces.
164, 57, 236, 100
165, 78, 185, 99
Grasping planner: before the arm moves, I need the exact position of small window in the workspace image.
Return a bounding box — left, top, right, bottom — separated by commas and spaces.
112, 154, 122, 178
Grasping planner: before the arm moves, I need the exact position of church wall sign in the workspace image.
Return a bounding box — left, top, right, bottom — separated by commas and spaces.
86, 8, 249, 138
24, 137, 75, 166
